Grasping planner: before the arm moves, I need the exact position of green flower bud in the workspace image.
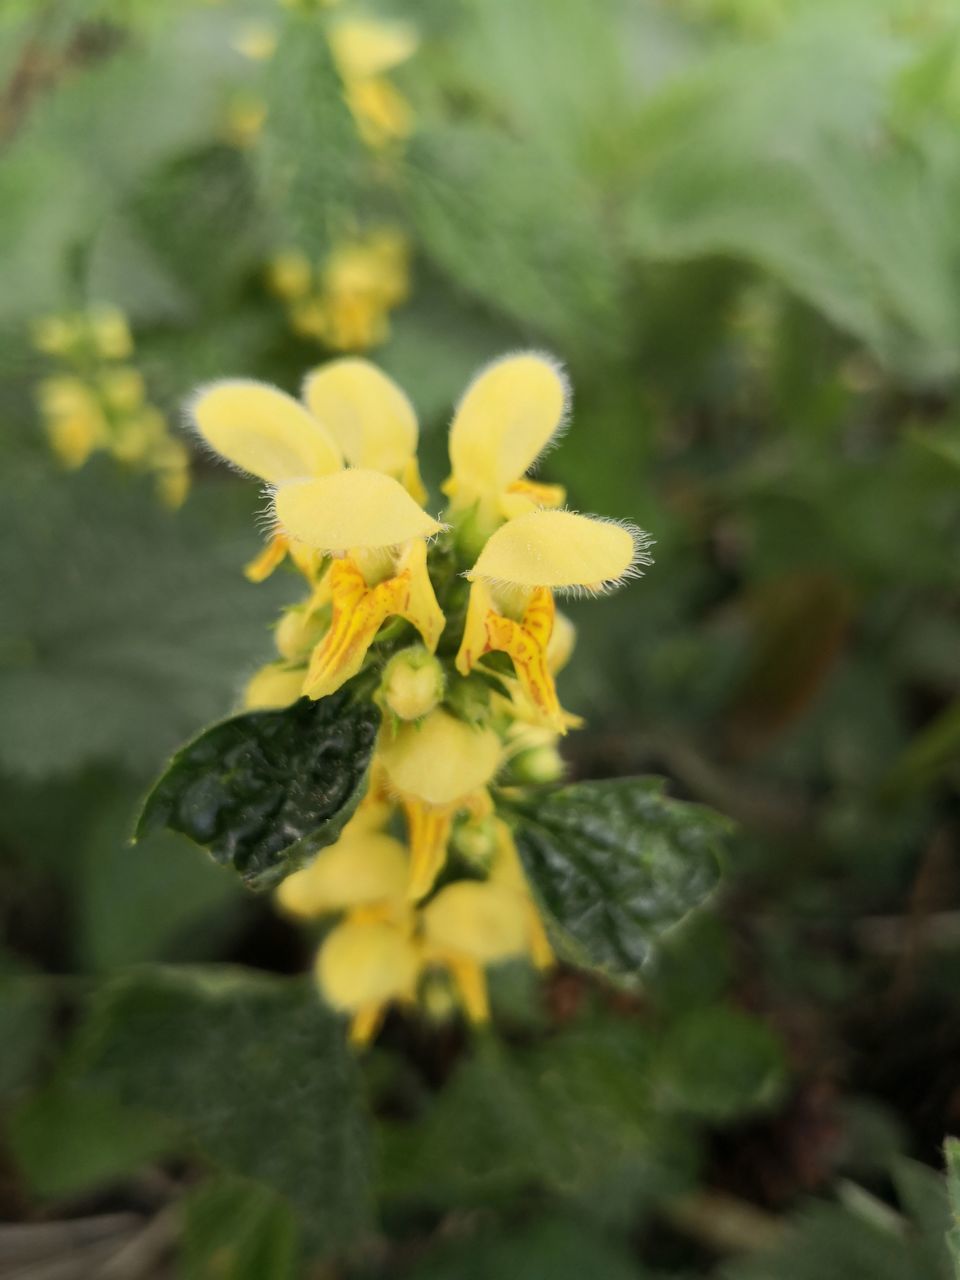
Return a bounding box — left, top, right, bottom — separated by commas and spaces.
380, 646, 445, 721
511, 744, 565, 785
450, 815, 498, 871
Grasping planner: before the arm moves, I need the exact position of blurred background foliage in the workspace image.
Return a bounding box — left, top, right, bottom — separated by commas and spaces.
2, 0, 960, 1275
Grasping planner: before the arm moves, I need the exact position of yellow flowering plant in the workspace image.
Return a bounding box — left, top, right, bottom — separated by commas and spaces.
32, 305, 191, 507
137, 353, 725, 1045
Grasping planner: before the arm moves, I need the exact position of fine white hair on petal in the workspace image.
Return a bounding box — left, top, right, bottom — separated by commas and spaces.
463, 506, 655, 596
449, 348, 572, 475
183, 379, 274, 479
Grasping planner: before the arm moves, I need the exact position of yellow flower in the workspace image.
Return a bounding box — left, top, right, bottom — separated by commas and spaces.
328, 18, 417, 149
191, 364, 444, 696
225, 94, 268, 148
378, 709, 502, 901
267, 250, 314, 301
244, 662, 308, 710
444, 353, 570, 541
317, 917, 420, 1044
232, 20, 278, 61
276, 810, 408, 919
317, 232, 411, 352
457, 510, 650, 730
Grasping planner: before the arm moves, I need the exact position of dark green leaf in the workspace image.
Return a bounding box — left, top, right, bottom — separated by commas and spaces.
72, 966, 373, 1253
511, 778, 726, 981
0, 961, 52, 1101
406, 1214, 644, 1280
8, 1086, 175, 1199
183, 1174, 300, 1280
655, 1006, 787, 1122
136, 687, 380, 891
379, 1025, 697, 1217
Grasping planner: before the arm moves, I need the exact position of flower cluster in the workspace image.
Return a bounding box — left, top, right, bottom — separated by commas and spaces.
190, 353, 651, 1042
229, 10, 417, 151
33, 306, 190, 507
267, 229, 410, 352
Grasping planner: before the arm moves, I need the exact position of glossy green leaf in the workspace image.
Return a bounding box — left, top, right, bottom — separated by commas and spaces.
136, 686, 380, 891
72, 966, 373, 1252
510, 777, 726, 981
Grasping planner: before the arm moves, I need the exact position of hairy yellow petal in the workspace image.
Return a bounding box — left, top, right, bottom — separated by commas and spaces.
302, 359, 418, 475
274, 470, 442, 552
379, 711, 502, 807
448, 353, 568, 501
276, 832, 408, 918
424, 881, 530, 964
468, 509, 648, 592
191, 380, 342, 483
317, 919, 420, 1012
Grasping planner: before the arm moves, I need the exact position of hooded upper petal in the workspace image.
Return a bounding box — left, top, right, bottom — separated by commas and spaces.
191, 379, 342, 482
447, 353, 568, 504
467, 508, 650, 592
274, 469, 443, 552
302, 358, 418, 475
328, 18, 418, 79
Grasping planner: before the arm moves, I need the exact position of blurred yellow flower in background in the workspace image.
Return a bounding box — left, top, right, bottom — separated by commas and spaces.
33, 306, 190, 507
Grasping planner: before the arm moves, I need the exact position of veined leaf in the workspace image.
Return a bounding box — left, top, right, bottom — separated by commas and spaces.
71, 966, 373, 1254
136, 686, 380, 891
510, 777, 726, 981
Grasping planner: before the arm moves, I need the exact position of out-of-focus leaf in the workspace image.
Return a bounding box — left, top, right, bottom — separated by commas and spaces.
183, 1174, 300, 1280
406, 124, 625, 358
79, 791, 243, 971
380, 1025, 698, 1214
945, 1139, 960, 1272
624, 10, 960, 380
0, 960, 52, 1101
655, 1006, 787, 1121
125, 145, 267, 309
0, 458, 294, 780
510, 778, 726, 981
136, 687, 380, 892
723, 572, 853, 757
8, 1086, 175, 1199
891, 1158, 954, 1280
881, 701, 960, 800
256, 10, 362, 257
721, 1186, 952, 1280
406, 1214, 644, 1280
0, 8, 243, 318
72, 966, 373, 1252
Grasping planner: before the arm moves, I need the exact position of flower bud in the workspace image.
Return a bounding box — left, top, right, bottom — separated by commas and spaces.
450, 815, 498, 871
380, 646, 445, 721
275, 603, 330, 662
511, 743, 565, 785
